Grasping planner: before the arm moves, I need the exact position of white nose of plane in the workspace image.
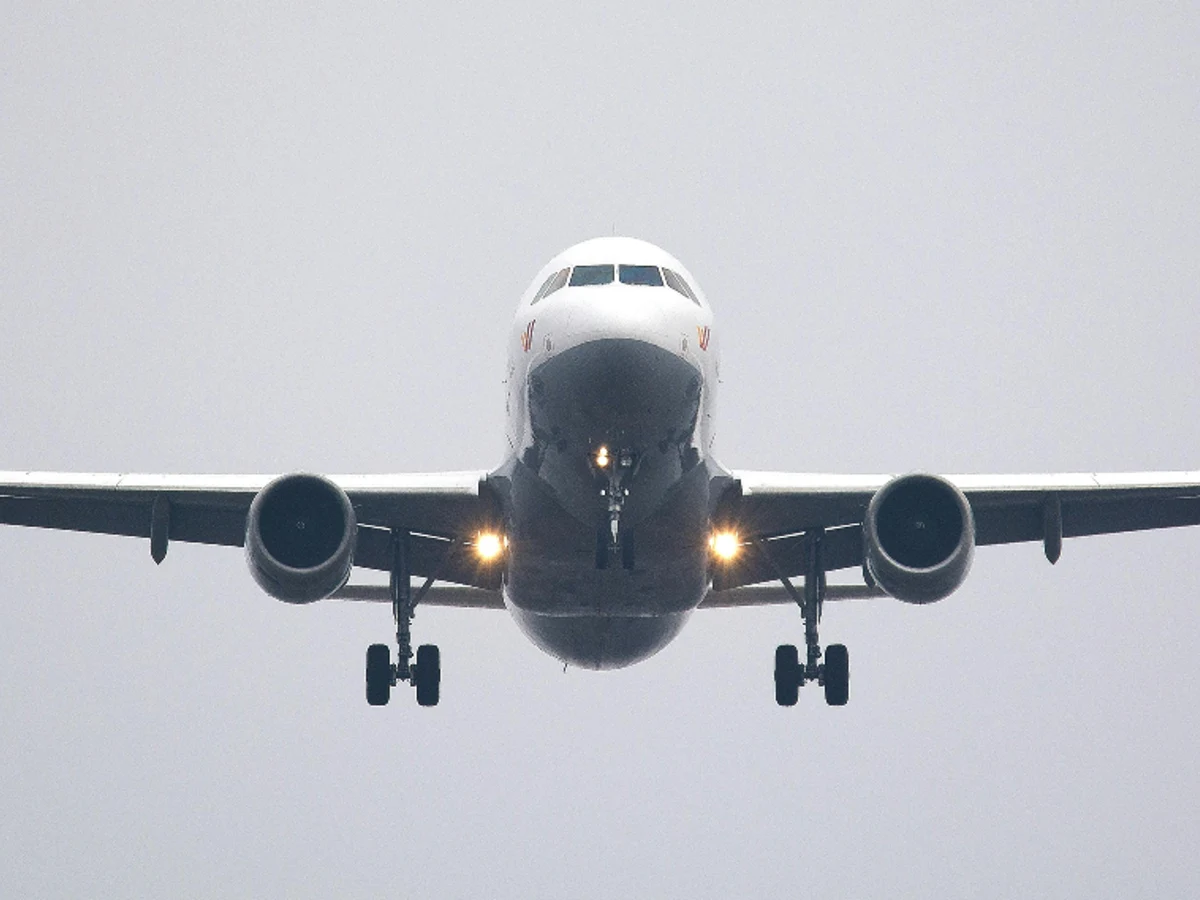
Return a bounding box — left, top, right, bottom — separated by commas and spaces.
509, 238, 718, 408
547, 282, 704, 360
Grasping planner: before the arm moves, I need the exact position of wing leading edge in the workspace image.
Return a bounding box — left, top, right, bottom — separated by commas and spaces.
0, 471, 499, 588
719, 470, 1200, 590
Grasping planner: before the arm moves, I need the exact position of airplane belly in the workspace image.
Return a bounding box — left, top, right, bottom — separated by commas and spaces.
510, 446, 710, 592
507, 606, 692, 671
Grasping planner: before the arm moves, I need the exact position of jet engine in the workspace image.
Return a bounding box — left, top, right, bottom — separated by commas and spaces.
245, 473, 357, 603
862, 473, 975, 604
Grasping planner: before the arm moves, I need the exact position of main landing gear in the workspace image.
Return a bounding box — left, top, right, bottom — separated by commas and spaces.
764, 529, 850, 707
366, 529, 440, 707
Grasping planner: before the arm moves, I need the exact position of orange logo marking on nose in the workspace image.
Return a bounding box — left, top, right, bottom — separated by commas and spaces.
521, 320, 536, 352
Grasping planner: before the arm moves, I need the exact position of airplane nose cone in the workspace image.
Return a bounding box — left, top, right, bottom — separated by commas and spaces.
529, 338, 702, 453
543, 283, 708, 361
523, 336, 706, 529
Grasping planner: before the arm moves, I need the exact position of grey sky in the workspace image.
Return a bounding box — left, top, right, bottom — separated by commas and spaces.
2, 4, 1198, 897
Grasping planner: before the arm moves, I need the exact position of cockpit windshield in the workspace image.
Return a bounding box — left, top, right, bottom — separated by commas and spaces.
569, 264, 615, 286
553, 262, 698, 302
619, 264, 663, 286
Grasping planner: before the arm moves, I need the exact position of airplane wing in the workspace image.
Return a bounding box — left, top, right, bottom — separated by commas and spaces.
0, 470, 501, 589
717, 470, 1200, 591
7, 468, 1199, 605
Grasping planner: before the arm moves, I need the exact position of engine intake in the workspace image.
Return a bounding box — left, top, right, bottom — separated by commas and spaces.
245, 473, 356, 603
863, 473, 975, 604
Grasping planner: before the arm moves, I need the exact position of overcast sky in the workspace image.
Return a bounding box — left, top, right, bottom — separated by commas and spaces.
2, 4, 1198, 898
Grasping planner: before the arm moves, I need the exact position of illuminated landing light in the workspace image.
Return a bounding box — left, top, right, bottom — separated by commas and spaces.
710, 531, 740, 562
595, 445, 610, 468
475, 532, 504, 561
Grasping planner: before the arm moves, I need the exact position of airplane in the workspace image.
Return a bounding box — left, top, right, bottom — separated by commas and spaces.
2, 236, 1199, 708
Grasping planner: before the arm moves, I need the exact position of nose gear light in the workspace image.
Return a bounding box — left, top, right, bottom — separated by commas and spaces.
595, 445, 610, 468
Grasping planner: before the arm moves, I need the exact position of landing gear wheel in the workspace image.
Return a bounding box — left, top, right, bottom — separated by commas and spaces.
414, 644, 441, 707
774, 644, 800, 707
595, 525, 609, 570
366, 643, 392, 707
823, 643, 849, 707
621, 532, 635, 571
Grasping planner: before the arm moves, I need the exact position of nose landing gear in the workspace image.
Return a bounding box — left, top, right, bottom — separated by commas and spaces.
594, 447, 637, 571
365, 529, 441, 707
762, 529, 851, 707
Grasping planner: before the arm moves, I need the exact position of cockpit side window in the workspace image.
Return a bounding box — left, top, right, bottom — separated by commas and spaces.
532, 268, 569, 304
663, 268, 700, 305
532, 272, 557, 303
569, 264, 615, 286
619, 264, 664, 286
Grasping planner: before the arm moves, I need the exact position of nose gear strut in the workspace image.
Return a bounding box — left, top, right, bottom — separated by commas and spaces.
595, 448, 637, 570
757, 528, 850, 707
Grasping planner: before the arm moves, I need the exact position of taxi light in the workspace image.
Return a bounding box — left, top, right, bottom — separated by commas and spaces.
595, 446, 610, 468
710, 531, 740, 561
475, 532, 504, 561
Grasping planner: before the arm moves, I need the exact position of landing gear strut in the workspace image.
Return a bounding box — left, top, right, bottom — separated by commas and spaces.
365, 528, 440, 707
595, 447, 637, 571
763, 529, 850, 707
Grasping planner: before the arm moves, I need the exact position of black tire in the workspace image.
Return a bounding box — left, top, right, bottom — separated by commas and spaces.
595, 525, 609, 570
621, 532, 635, 571
774, 644, 800, 707
366, 643, 392, 707
823, 643, 849, 707
414, 644, 441, 707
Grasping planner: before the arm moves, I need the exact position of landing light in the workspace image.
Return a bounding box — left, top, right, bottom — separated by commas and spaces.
710, 531, 740, 561
595, 446, 610, 468
475, 532, 504, 561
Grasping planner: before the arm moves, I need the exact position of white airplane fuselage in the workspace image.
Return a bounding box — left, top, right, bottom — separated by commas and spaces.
490, 237, 725, 669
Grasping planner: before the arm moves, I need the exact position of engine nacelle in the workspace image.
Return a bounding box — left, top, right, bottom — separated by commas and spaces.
863, 473, 975, 604
245, 473, 356, 603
